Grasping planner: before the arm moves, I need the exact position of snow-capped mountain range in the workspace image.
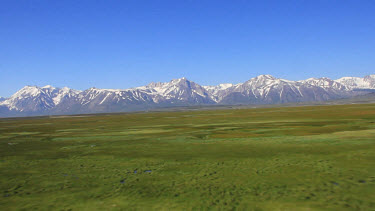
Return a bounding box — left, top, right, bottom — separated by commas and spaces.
0, 74, 374, 117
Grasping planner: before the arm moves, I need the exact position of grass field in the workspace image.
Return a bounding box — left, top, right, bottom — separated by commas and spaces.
1, 104, 375, 210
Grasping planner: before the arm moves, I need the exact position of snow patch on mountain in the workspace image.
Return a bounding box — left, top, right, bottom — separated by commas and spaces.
335, 75, 375, 90
299, 77, 350, 91
204, 83, 234, 95
53, 87, 82, 105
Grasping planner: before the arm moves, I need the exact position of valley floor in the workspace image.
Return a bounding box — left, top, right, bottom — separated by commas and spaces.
1, 104, 375, 210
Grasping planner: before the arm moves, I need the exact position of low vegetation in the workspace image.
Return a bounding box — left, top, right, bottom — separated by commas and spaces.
1, 104, 375, 210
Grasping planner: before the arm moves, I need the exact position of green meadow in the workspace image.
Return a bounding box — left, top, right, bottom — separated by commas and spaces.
1, 104, 375, 210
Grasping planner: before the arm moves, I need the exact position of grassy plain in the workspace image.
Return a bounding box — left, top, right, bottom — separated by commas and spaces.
1, 104, 375, 210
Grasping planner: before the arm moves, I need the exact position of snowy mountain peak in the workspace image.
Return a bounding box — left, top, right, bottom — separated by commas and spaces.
0, 86, 51, 111
255, 74, 276, 80
171, 77, 189, 84
302, 77, 333, 82
0, 85, 84, 112
42, 85, 54, 89
216, 83, 234, 89
146, 81, 162, 88
61, 87, 71, 92
335, 75, 375, 90
300, 77, 349, 91
304, 77, 318, 81
15, 86, 42, 97
243, 75, 282, 87
203, 83, 233, 92
86, 87, 105, 92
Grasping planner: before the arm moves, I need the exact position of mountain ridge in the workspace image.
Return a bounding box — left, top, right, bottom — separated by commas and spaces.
1, 74, 374, 117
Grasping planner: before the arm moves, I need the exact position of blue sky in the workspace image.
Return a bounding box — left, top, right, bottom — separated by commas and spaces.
1, 0, 375, 97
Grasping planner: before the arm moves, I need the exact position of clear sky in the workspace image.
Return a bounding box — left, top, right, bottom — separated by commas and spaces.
1, 0, 375, 97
